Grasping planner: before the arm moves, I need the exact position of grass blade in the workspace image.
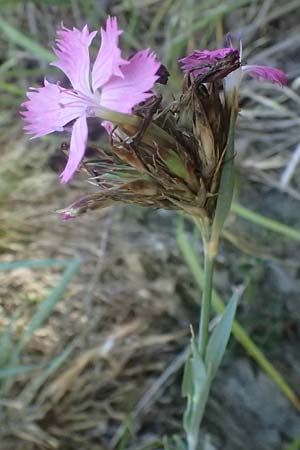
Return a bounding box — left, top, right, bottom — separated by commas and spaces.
0, 258, 80, 396
20, 343, 74, 406
0, 259, 74, 271
14, 258, 81, 356
205, 290, 238, 378
231, 202, 300, 242
0, 308, 23, 366
0, 364, 39, 379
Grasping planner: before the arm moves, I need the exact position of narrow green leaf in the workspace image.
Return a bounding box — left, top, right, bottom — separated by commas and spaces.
184, 363, 212, 450
15, 258, 81, 355
0, 81, 24, 96
0, 308, 22, 366
190, 339, 206, 393
0, 258, 80, 396
183, 338, 212, 444
182, 356, 193, 398
20, 343, 74, 406
182, 339, 206, 397
205, 290, 238, 378
0, 364, 38, 379
191, 364, 212, 428
231, 202, 300, 242
0, 259, 72, 271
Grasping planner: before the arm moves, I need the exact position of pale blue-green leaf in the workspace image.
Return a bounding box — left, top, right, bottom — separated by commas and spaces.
184, 364, 213, 450
182, 339, 205, 398
183, 339, 211, 438
190, 339, 206, 394
20, 342, 74, 406
0, 259, 72, 271
0, 308, 22, 366
0, 364, 38, 378
192, 363, 212, 427
9, 258, 81, 362
205, 290, 238, 378
182, 356, 193, 398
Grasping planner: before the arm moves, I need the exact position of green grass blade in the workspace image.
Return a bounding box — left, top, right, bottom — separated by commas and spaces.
0, 309, 23, 366
0, 259, 73, 271
0, 259, 80, 396
0, 81, 24, 96
231, 203, 300, 242
20, 343, 74, 406
14, 258, 81, 355
0, 16, 53, 62
176, 221, 300, 409
205, 290, 238, 378
0, 364, 39, 379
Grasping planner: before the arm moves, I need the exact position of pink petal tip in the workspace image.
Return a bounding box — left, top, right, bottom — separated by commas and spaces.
243, 65, 288, 86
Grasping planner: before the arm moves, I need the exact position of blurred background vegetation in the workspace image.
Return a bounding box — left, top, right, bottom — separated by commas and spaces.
0, 1, 300, 449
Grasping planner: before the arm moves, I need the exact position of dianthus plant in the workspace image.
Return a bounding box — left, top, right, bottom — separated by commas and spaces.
22, 16, 287, 450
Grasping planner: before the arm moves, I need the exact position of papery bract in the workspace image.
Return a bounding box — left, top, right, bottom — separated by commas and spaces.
21, 16, 160, 183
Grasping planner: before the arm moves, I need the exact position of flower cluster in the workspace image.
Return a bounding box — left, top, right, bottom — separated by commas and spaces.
21, 17, 287, 220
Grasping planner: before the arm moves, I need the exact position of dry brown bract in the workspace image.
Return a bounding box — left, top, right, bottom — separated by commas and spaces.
61, 52, 240, 222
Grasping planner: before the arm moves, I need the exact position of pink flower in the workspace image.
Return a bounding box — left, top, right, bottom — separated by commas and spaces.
179, 43, 287, 89
21, 17, 160, 183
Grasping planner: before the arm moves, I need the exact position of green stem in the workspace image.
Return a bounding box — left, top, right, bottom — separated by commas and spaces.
198, 250, 214, 358
193, 216, 216, 358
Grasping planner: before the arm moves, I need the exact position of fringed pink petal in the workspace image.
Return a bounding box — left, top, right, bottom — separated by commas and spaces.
100, 49, 160, 113
179, 47, 237, 74
242, 65, 287, 86
21, 80, 85, 138
51, 25, 97, 95
60, 115, 88, 183
92, 16, 128, 91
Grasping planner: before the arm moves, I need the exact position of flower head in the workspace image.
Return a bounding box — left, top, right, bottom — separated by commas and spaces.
21, 17, 160, 183
179, 41, 287, 92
